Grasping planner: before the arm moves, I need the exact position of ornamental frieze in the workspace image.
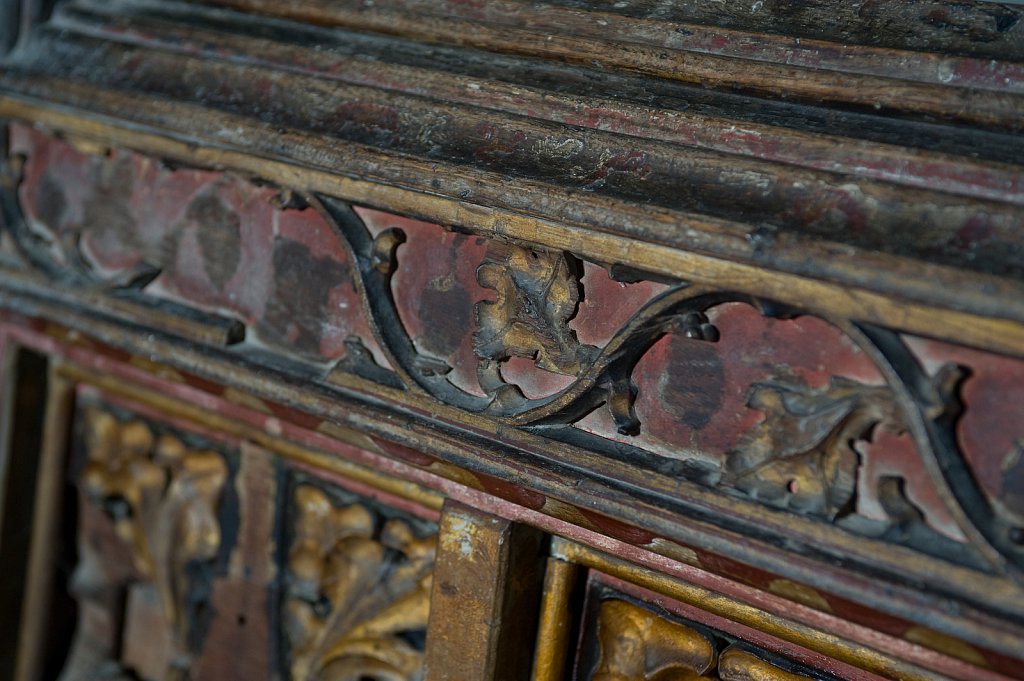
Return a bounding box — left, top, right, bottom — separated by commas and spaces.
4, 126, 1024, 583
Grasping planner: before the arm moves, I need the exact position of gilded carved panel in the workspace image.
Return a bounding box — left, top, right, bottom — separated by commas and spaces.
60, 407, 231, 681
47, 400, 439, 681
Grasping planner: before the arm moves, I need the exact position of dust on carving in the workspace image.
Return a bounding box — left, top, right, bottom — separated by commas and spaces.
329, 101, 400, 147
474, 124, 528, 165
921, 5, 1019, 41
259, 239, 350, 357
582, 150, 651, 191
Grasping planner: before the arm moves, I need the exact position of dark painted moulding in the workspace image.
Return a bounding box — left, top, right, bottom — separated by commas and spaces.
183, 0, 1024, 62
53, 0, 1024, 164
525, 0, 1024, 61
15, 31, 1024, 285
2, 77, 1023, 340
47, 0, 1024, 133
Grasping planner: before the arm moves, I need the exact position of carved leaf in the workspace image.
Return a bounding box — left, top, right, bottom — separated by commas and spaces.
286, 484, 436, 681
592, 599, 716, 680
725, 376, 903, 519
590, 599, 812, 680
718, 648, 813, 680
61, 409, 228, 681
474, 241, 597, 376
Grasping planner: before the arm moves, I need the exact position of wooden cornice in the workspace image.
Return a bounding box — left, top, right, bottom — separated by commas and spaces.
0, 0, 1022, 355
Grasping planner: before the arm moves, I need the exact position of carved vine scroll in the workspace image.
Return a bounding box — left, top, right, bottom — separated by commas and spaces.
60, 408, 228, 681
5, 129, 1022, 582
860, 327, 1024, 579
285, 484, 436, 681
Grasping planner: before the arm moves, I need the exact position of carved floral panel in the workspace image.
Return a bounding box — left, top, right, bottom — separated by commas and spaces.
48, 397, 442, 681
284, 480, 437, 681
60, 406, 232, 681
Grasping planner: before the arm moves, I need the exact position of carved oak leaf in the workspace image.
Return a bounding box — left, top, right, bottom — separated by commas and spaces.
725, 376, 903, 519
474, 241, 597, 376
286, 485, 436, 681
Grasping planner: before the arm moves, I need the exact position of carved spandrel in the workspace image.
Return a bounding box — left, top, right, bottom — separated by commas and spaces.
361, 206, 492, 396
285, 484, 436, 681
588, 599, 813, 681
322, 183, 1024, 576
8, 123, 1024, 582
60, 408, 229, 681
324, 187, 1022, 574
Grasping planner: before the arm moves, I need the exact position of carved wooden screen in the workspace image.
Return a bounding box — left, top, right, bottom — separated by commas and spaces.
1, 1, 1023, 680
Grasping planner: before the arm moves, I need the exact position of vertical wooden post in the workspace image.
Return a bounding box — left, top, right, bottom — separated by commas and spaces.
192, 442, 277, 680
14, 360, 74, 681
425, 500, 546, 681
531, 559, 580, 681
